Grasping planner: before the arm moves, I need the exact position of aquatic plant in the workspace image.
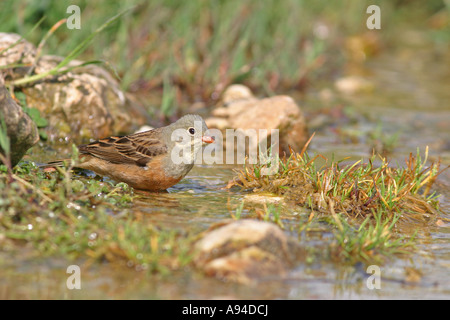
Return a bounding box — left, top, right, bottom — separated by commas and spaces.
231, 144, 444, 222
0, 159, 192, 274
229, 140, 447, 262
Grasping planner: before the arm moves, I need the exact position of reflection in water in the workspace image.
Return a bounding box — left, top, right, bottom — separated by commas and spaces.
121, 166, 245, 232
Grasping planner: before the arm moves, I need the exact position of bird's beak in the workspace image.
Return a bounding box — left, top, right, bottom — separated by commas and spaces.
201, 135, 215, 144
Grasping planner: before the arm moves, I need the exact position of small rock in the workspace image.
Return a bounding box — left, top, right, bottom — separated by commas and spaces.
243, 194, 284, 206
134, 125, 154, 133
334, 76, 374, 95
204, 117, 229, 130
222, 84, 255, 105
206, 85, 309, 155
194, 219, 304, 283
22, 55, 150, 142
0, 33, 150, 143
0, 32, 36, 79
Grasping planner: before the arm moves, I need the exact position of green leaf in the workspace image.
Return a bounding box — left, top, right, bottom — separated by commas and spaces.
23, 107, 48, 128
14, 91, 28, 107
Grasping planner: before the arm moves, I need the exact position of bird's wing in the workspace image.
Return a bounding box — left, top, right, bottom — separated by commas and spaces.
78, 128, 168, 167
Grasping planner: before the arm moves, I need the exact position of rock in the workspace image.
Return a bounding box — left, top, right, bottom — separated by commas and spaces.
211, 86, 257, 119
194, 219, 304, 283
0, 33, 150, 143
0, 32, 35, 79
22, 55, 150, 142
334, 76, 374, 95
134, 125, 154, 134
206, 85, 309, 155
222, 84, 255, 105
0, 76, 39, 166
230, 96, 308, 154
243, 194, 284, 206
203, 117, 229, 130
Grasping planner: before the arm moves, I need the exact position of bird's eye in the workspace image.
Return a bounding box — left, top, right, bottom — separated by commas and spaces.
188, 127, 195, 135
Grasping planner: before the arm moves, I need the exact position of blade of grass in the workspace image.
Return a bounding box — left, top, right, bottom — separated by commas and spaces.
0, 16, 46, 57
28, 18, 68, 75
11, 7, 134, 87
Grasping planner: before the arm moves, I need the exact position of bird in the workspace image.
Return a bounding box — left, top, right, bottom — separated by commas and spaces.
43, 114, 214, 191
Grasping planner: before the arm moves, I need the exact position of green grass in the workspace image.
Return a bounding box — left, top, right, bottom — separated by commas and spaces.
0, 140, 446, 269
2, 0, 444, 115
232, 146, 444, 220
329, 211, 415, 264
1, 0, 335, 99
230, 144, 447, 262
3, 7, 132, 87
0, 160, 193, 274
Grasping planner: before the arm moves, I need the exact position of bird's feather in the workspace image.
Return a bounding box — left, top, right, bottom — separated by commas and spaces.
78, 128, 168, 167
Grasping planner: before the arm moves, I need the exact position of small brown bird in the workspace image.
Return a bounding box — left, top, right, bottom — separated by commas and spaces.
45, 114, 214, 191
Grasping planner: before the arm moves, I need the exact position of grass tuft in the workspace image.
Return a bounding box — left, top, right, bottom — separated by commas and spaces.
229, 144, 447, 263
0, 161, 192, 273
230, 146, 445, 222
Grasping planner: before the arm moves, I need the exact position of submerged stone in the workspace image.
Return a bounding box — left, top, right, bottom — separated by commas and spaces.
194, 219, 304, 283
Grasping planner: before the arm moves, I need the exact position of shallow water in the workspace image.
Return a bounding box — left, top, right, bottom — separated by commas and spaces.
2, 158, 449, 300
2, 34, 450, 300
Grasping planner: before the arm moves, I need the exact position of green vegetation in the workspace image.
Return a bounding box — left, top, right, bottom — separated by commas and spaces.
231, 146, 443, 220
329, 212, 415, 263
1, 0, 446, 115
229, 143, 446, 262
2, 7, 131, 88
14, 90, 48, 140
0, 160, 193, 274
0, 0, 448, 291
3, 140, 438, 269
